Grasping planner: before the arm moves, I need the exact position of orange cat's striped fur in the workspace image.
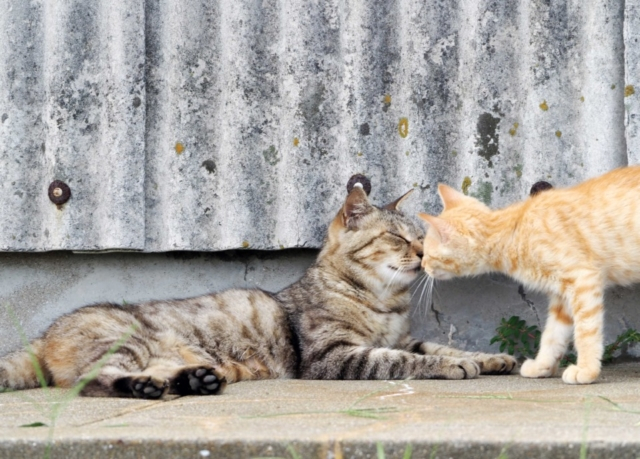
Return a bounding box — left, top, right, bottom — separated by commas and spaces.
418, 166, 640, 384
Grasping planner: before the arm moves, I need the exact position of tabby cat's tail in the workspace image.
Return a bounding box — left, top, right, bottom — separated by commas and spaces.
0, 340, 50, 391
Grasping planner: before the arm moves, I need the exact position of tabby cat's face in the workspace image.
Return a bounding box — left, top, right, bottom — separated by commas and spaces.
326, 187, 424, 289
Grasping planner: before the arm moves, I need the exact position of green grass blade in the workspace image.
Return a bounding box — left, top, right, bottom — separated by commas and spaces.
286, 444, 302, 459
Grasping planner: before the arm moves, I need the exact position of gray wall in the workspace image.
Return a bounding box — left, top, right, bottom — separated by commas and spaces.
2, 251, 639, 358
1, 0, 639, 252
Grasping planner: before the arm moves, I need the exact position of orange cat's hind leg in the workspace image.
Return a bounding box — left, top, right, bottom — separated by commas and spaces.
521, 294, 573, 379
561, 278, 604, 384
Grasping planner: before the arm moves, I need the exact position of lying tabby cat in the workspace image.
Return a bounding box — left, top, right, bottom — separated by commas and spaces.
419, 166, 640, 384
0, 179, 515, 399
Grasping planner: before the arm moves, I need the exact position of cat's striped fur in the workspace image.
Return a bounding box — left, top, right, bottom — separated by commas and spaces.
0, 183, 515, 398
419, 166, 640, 385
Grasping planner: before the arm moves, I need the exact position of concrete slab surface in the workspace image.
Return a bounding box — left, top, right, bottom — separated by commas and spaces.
1, 363, 639, 458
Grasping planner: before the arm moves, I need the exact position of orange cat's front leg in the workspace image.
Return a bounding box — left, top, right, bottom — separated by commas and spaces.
520, 294, 573, 379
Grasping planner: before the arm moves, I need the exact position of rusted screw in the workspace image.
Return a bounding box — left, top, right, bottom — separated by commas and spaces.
48, 181, 71, 205
346, 174, 372, 196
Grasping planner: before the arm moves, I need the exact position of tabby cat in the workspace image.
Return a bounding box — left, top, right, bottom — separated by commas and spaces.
418, 166, 640, 385
0, 178, 515, 399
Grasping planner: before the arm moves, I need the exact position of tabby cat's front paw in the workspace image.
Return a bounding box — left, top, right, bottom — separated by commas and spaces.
520, 359, 556, 378
475, 353, 517, 375
561, 364, 600, 385
444, 358, 480, 380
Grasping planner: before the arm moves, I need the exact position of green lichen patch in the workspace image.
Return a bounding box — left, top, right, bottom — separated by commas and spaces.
475, 112, 500, 168
514, 164, 523, 178
398, 118, 409, 138
262, 145, 280, 166
625, 85, 636, 97
508, 122, 519, 137
461, 177, 472, 195
471, 181, 493, 206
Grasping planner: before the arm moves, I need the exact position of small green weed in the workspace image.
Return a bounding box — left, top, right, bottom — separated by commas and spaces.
491, 315, 640, 365
490, 316, 540, 359
603, 329, 640, 363
375, 443, 413, 459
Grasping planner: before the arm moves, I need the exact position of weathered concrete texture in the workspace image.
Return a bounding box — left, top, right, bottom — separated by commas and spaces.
1, 364, 640, 458
626, 0, 640, 163
0, 0, 637, 251
2, 251, 640, 360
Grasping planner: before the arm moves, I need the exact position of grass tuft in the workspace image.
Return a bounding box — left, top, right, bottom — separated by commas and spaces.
3, 303, 138, 459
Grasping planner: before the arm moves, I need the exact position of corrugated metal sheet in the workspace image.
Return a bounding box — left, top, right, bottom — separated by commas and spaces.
0, 0, 637, 252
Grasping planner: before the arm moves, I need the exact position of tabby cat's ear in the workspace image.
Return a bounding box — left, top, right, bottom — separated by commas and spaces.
342, 185, 372, 230
417, 213, 454, 243
437, 184, 473, 211
383, 189, 414, 211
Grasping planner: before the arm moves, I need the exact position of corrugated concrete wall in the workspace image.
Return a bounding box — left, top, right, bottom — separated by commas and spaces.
1, 0, 638, 252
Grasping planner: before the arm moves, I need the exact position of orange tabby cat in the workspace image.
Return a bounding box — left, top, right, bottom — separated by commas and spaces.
418, 166, 640, 384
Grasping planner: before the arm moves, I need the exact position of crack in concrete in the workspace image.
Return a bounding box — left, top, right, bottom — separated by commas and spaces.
518, 284, 541, 326
76, 399, 167, 427
430, 299, 442, 327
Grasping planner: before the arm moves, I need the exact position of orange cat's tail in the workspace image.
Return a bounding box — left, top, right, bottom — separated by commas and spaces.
0, 340, 50, 391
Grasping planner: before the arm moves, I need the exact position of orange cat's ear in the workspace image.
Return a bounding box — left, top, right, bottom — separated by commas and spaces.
437, 184, 470, 211
383, 189, 414, 211
417, 213, 454, 243
342, 185, 372, 229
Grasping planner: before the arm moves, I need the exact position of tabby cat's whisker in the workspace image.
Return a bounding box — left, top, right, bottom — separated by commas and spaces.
410, 272, 429, 317
382, 267, 402, 298
421, 276, 435, 319
410, 272, 428, 301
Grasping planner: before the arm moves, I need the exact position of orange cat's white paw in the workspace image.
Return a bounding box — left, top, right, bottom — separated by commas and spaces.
520, 359, 556, 378
561, 365, 599, 385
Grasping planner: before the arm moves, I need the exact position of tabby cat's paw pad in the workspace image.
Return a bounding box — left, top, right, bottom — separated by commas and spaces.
478, 354, 518, 375
561, 365, 599, 385
130, 376, 168, 399
173, 367, 226, 396
448, 358, 480, 379
520, 359, 555, 378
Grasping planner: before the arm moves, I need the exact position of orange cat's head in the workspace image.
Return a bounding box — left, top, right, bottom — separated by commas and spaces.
417, 184, 492, 280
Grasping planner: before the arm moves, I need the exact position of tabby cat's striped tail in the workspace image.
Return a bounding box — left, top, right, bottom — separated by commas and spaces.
0, 340, 49, 391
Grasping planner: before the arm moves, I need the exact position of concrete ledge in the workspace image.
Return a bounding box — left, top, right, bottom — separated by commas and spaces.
1, 363, 640, 458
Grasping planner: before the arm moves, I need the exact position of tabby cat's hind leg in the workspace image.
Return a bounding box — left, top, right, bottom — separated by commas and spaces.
77, 345, 168, 399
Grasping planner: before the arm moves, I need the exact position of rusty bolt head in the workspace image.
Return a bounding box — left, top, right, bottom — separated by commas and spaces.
346, 174, 372, 196
529, 181, 553, 197
48, 181, 71, 205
